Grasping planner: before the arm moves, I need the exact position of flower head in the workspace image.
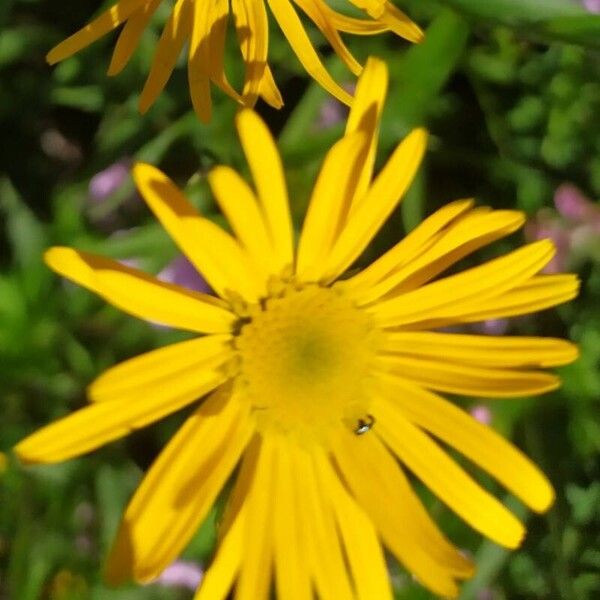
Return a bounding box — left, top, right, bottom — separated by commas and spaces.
46, 0, 422, 121
16, 58, 579, 599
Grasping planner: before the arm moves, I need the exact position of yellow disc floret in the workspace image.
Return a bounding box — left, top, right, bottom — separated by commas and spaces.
233, 283, 380, 444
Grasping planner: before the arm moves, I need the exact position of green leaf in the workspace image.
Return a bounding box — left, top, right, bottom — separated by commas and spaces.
436, 0, 585, 24
382, 9, 470, 139
436, 0, 600, 46
541, 15, 600, 47
0, 178, 47, 269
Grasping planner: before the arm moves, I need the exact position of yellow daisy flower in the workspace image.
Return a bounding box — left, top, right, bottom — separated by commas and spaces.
16, 58, 578, 599
46, 0, 423, 121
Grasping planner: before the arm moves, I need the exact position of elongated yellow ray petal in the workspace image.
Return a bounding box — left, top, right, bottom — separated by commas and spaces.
231, 0, 269, 107
15, 369, 229, 464
266, 0, 353, 105
194, 502, 246, 600
236, 109, 294, 271
259, 65, 284, 108
374, 398, 526, 548
380, 0, 424, 41
377, 376, 555, 512
88, 334, 233, 402
341, 198, 473, 294
204, 0, 242, 102
314, 452, 394, 600
451, 274, 581, 323
139, 0, 192, 114
371, 239, 555, 327
377, 354, 561, 397
133, 162, 266, 301
217, 435, 259, 541
345, 56, 388, 204
293, 448, 354, 600
188, 0, 214, 122
208, 165, 275, 276
322, 128, 427, 282
44, 247, 235, 334
108, 0, 161, 75
382, 332, 578, 368
296, 132, 368, 280
47, 0, 147, 64
325, 8, 389, 35
272, 439, 313, 600
294, 0, 362, 76
106, 389, 253, 584
333, 430, 473, 598
363, 208, 525, 303
235, 437, 275, 600
347, 0, 423, 42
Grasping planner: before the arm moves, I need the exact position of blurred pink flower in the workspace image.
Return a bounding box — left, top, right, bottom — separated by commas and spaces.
470, 405, 493, 426
89, 160, 130, 201
151, 560, 203, 590
158, 255, 211, 294
475, 319, 510, 336
554, 184, 600, 222
526, 184, 600, 273
583, 0, 600, 13
314, 83, 354, 130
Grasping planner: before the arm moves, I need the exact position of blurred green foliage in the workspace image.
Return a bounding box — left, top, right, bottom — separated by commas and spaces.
1, 0, 600, 599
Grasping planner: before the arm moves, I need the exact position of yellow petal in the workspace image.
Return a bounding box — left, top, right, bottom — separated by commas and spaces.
235, 437, 275, 600
108, 0, 160, 75
188, 0, 214, 122
231, 0, 269, 107
314, 452, 393, 600
266, 0, 353, 105
333, 429, 473, 598
380, 0, 424, 42
139, 0, 192, 114
44, 247, 235, 333
348, 0, 424, 42
296, 132, 368, 281
362, 208, 525, 303
235, 109, 294, 271
377, 354, 561, 397
15, 369, 229, 464
47, 0, 147, 64
208, 165, 275, 277
322, 128, 427, 282
205, 0, 243, 102
344, 57, 388, 205
272, 438, 313, 600
294, 0, 362, 76
377, 376, 555, 512
382, 331, 579, 368
188, 0, 243, 121
293, 447, 354, 600
106, 389, 252, 584
216, 432, 258, 540
133, 162, 266, 302
371, 239, 555, 327
342, 198, 473, 294
194, 501, 246, 600
451, 274, 581, 323
373, 396, 526, 548
88, 334, 233, 402
325, 9, 389, 35
259, 65, 284, 108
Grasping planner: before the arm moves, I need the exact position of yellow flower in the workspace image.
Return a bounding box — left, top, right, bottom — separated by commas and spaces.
46, 0, 423, 121
16, 58, 578, 599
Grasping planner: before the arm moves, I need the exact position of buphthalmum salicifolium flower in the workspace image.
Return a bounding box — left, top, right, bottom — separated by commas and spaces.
16, 57, 578, 599
46, 0, 422, 121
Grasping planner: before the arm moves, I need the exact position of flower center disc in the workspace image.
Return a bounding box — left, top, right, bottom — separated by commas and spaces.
234, 285, 379, 444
